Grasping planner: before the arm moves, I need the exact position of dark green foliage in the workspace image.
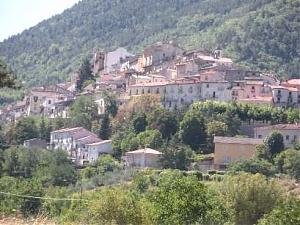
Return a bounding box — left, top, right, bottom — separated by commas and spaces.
13, 117, 39, 145
76, 58, 94, 91
98, 114, 111, 140
0, 176, 44, 217
0, 58, 20, 89
179, 110, 207, 151
52, 116, 66, 130
265, 131, 285, 157
71, 112, 92, 130
254, 144, 272, 162
227, 158, 277, 177
49, 149, 77, 186
102, 90, 118, 117
148, 170, 208, 225
131, 112, 147, 134
69, 95, 98, 119
147, 108, 178, 139
222, 173, 283, 225
0, 0, 299, 91
136, 130, 163, 149
274, 149, 300, 181
159, 139, 194, 170
258, 197, 300, 225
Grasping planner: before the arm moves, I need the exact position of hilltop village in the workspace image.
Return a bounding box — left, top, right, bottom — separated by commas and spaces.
1, 41, 300, 169
2, 42, 300, 225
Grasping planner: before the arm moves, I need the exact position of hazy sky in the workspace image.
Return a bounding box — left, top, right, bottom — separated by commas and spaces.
0, 0, 80, 42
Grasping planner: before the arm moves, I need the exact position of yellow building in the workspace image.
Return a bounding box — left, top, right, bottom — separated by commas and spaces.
213, 136, 264, 170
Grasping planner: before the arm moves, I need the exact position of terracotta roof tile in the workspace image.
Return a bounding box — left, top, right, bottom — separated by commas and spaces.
214, 136, 264, 145
255, 124, 300, 130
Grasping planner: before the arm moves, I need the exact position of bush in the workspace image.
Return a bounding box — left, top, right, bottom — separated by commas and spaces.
208, 170, 218, 175
186, 170, 203, 180
203, 174, 211, 181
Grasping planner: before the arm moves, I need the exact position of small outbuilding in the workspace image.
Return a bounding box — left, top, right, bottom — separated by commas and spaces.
125, 148, 162, 169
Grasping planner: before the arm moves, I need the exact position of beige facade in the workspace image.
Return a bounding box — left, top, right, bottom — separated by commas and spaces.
214, 136, 264, 170
201, 81, 230, 102
127, 78, 203, 110
270, 85, 298, 108
254, 124, 300, 148
125, 148, 162, 169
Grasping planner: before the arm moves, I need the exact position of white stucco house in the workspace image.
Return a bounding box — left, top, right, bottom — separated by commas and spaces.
125, 148, 162, 169
50, 127, 112, 165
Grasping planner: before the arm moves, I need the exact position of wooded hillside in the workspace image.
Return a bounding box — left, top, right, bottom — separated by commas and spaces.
0, 0, 299, 88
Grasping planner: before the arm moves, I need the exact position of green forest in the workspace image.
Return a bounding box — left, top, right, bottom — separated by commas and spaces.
0, 0, 299, 89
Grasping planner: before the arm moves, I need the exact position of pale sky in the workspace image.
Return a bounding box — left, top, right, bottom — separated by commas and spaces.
0, 0, 80, 42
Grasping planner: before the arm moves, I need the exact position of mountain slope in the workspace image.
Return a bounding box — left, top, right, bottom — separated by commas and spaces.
0, 0, 299, 88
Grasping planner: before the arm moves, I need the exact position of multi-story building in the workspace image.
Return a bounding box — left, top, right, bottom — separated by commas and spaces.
50, 127, 112, 165
214, 136, 264, 170
200, 81, 230, 102
270, 85, 298, 108
254, 124, 300, 148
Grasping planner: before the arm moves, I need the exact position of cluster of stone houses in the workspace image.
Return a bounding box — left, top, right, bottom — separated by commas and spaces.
2, 41, 300, 123
2, 40, 300, 169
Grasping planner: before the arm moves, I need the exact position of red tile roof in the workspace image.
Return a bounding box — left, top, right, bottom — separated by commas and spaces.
214, 136, 264, 145
255, 124, 300, 130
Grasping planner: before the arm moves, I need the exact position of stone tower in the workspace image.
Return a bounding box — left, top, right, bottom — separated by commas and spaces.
93, 50, 105, 74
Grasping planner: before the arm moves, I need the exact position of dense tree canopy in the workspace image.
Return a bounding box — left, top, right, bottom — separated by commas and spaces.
0, 58, 19, 89
1, 0, 298, 94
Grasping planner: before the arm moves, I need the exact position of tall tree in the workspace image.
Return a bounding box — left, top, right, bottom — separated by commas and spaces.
131, 112, 147, 134
98, 114, 111, 140
13, 117, 39, 145
76, 58, 94, 91
179, 110, 207, 151
102, 90, 118, 117
147, 108, 178, 139
159, 139, 194, 170
265, 131, 284, 158
69, 95, 98, 119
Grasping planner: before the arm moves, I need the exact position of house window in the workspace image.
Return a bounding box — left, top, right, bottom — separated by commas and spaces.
156, 88, 159, 94
178, 87, 183, 93
169, 101, 172, 108
286, 135, 289, 141
142, 89, 145, 94
148, 88, 151, 93
33, 96, 38, 102
136, 89, 138, 95
206, 84, 209, 88
222, 145, 229, 151
294, 135, 297, 141
129, 90, 132, 96
48, 100, 51, 104
213, 92, 216, 98
258, 135, 262, 138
